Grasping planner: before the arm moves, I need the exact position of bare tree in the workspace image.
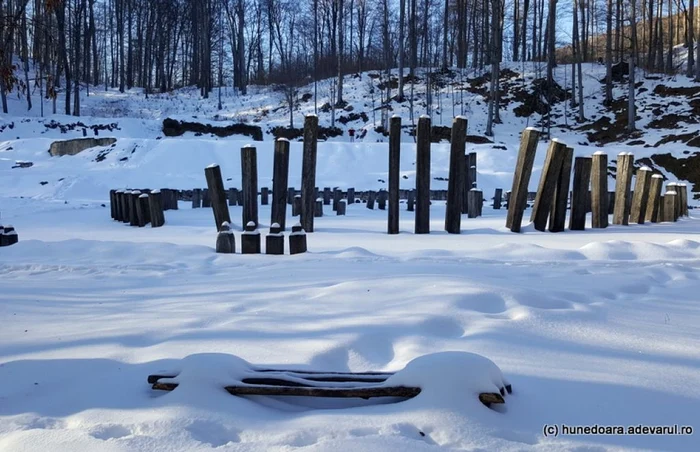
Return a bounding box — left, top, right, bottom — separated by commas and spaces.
605, 0, 613, 105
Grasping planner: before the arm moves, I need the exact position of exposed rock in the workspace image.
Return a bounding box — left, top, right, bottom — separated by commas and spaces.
269, 126, 343, 141
651, 152, 700, 198
162, 118, 263, 141
338, 112, 369, 124
653, 132, 699, 148
653, 85, 700, 97
647, 113, 696, 129
12, 161, 33, 168
48, 138, 117, 157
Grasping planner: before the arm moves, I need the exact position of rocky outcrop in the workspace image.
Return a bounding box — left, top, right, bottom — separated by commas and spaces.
162, 118, 263, 141
49, 138, 117, 157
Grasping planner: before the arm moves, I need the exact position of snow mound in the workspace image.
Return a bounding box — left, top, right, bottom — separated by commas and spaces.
578, 240, 700, 260
159, 353, 252, 388
386, 352, 509, 409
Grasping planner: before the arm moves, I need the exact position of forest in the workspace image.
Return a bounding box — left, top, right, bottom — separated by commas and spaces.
0, 0, 699, 119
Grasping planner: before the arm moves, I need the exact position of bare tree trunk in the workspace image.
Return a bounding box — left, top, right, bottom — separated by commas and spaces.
486, 0, 502, 136
688, 0, 695, 77
629, 0, 637, 131
667, 0, 674, 72
337, 0, 344, 104
410, 0, 417, 76
441, 0, 448, 69
546, 0, 556, 84
21, 9, 32, 110
237, 0, 246, 94
398, 0, 406, 99
605, 0, 613, 105
55, 1, 71, 114
573, 0, 584, 121
521, 0, 529, 60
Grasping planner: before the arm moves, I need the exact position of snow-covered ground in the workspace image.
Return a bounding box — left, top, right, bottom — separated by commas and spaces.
1, 201, 699, 451
1, 62, 700, 451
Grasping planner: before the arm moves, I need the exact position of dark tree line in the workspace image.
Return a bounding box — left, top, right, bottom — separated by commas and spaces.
0, 1, 698, 117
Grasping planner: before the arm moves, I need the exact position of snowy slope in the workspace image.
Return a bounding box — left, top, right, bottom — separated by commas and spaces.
2, 61, 699, 205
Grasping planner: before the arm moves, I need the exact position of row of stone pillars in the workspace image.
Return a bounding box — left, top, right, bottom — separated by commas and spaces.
506, 128, 690, 233
215, 221, 307, 255
110, 189, 167, 228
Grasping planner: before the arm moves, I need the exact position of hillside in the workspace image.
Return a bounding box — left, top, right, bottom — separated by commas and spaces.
1, 61, 699, 205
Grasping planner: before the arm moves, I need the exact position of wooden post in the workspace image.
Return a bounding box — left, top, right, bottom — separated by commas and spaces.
314, 199, 323, 217
205, 164, 233, 232
241, 145, 259, 229
216, 221, 236, 254
388, 115, 402, 234
467, 189, 479, 218
109, 190, 117, 220
530, 139, 568, 232
120, 191, 130, 223
129, 191, 141, 226
138, 193, 150, 227
347, 188, 355, 205
261, 187, 269, 205
679, 184, 689, 216
170, 189, 179, 210
645, 175, 664, 223
569, 157, 592, 231
160, 189, 173, 211
629, 167, 652, 224
292, 195, 302, 216
590, 152, 609, 228
241, 221, 261, 254
288, 187, 295, 205
159, 189, 168, 211
301, 114, 319, 233
666, 183, 680, 220
337, 200, 347, 215
323, 187, 331, 205
493, 188, 503, 210
407, 189, 414, 211
445, 116, 467, 234
415, 115, 431, 234
289, 223, 307, 254
469, 152, 477, 188
462, 154, 471, 213
377, 190, 387, 210
607, 191, 615, 214
663, 191, 677, 222
332, 188, 342, 211
266, 223, 284, 255
506, 128, 540, 232
149, 190, 165, 227
192, 188, 202, 208
2, 226, 18, 246
272, 138, 290, 231
613, 152, 634, 225
227, 188, 237, 206
115, 190, 125, 221
367, 191, 376, 209
548, 146, 574, 232
202, 189, 211, 208
120, 189, 130, 222
117, 189, 127, 221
